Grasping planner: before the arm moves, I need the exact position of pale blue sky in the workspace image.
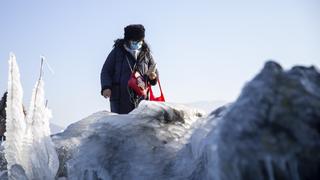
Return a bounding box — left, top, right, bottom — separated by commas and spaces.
0, 0, 319, 127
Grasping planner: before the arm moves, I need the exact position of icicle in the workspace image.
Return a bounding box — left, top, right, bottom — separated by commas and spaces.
4, 53, 27, 176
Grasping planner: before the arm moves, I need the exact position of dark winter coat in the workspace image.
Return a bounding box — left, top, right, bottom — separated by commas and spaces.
100, 40, 158, 114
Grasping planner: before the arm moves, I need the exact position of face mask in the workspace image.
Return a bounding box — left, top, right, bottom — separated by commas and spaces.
129, 40, 143, 50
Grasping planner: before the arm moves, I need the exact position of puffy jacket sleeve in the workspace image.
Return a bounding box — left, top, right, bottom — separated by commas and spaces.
100, 49, 117, 95
148, 53, 158, 86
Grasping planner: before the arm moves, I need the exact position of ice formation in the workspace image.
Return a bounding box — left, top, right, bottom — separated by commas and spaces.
3, 54, 59, 179
23, 77, 59, 179
4, 53, 27, 176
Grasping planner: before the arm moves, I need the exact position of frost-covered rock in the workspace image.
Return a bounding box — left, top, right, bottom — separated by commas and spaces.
52, 101, 205, 179
214, 62, 320, 180
186, 61, 320, 180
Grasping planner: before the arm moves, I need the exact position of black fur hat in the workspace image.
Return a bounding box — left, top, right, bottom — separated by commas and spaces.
124, 24, 145, 41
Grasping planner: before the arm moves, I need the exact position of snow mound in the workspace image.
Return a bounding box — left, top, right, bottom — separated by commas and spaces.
53, 101, 206, 179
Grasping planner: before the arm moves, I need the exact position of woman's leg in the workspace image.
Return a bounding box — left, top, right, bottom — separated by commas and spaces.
110, 100, 120, 113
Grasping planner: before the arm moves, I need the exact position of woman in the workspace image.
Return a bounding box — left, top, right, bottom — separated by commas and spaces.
100, 24, 158, 114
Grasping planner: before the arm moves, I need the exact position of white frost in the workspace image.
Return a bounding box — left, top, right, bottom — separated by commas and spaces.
23, 78, 59, 179
4, 53, 27, 176
4, 54, 59, 179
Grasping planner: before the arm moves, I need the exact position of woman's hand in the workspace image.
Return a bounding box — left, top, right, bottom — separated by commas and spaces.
148, 72, 157, 80
102, 89, 112, 99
